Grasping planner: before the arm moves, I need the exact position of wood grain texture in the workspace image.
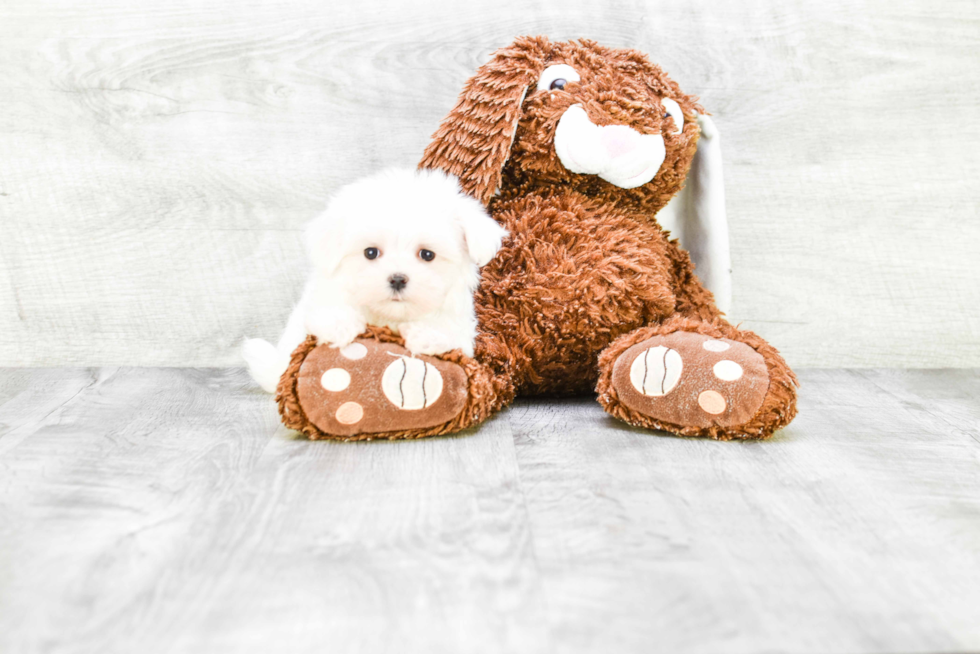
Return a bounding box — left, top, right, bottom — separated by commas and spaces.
0, 0, 979, 367
1, 367, 979, 653
0, 368, 547, 654
510, 374, 980, 653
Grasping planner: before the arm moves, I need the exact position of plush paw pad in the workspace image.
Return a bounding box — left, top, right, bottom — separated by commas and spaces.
294, 339, 468, 437
381, 357, 444, 409
628, 345, 683, 396
612, 332, 769, 429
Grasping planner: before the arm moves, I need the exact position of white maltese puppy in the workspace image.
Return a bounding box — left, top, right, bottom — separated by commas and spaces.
243, 168, 508, 392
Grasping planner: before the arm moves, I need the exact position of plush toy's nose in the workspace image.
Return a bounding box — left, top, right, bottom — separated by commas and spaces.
388, 273, 408, 291
554, 104, 666, 189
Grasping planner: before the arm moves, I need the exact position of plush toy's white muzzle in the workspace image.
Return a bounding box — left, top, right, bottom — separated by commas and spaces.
554, 104, 666, 189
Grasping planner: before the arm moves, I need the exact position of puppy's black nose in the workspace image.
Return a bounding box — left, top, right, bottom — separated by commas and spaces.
388, 273, 408, 292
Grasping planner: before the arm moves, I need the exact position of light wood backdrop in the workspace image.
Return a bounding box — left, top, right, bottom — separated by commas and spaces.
1, 0, 978, 367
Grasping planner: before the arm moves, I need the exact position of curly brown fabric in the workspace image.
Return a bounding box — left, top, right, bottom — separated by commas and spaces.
420, 35, 798, 440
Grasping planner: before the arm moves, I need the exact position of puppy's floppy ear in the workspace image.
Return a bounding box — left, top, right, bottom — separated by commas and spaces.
419, 36, 549, 206
304, 206, 348, 276
454, 191, 509, 267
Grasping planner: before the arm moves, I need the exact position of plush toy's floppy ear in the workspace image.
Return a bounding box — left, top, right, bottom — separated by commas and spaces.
657, 114, 732, 314
419, 38, 547, 206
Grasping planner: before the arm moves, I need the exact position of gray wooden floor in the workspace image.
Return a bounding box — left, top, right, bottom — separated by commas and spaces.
1, 368, 978, 654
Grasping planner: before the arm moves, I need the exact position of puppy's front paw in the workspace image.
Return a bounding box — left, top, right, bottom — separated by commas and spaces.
401, 323, 463, 356
305, 307, 365, 348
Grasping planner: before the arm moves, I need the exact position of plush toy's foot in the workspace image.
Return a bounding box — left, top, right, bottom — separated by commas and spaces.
597, 319, 798, 440
611, 330, 769, 427
276, 330, 504, 441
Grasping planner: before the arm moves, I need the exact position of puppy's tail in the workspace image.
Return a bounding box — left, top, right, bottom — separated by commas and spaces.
242, 338, 291, 393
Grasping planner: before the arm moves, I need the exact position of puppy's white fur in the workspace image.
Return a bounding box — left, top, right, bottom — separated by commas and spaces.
243, 168, 507, 393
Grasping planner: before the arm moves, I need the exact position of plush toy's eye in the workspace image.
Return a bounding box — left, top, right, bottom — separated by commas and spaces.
537, 64, 580, 93
364, 247, 380, 260
418, 249, 436, 262
661, 98, 684, 135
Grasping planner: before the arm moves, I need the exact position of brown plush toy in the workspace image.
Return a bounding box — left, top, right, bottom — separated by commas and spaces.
277, 36, 798, 441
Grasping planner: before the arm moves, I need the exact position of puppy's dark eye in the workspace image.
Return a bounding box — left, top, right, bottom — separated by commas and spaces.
418, 249, 436, 262
549, 78, 567, 91
364, 247, 380, 260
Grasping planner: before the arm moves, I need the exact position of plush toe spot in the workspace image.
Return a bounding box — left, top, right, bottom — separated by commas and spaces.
702, 339, 730, 352
335, 401, 363, 424
628, 345, 683, 396
713, 360, 743, 381
340, 342, 368, 360
382, 357, 444, 410
321, 368, 351, 391
698, 390, 726, 414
